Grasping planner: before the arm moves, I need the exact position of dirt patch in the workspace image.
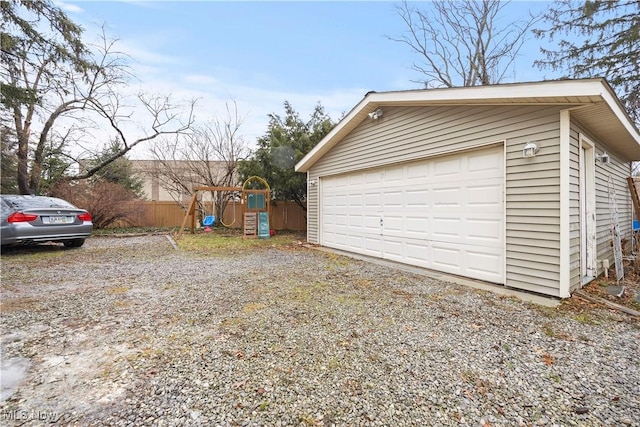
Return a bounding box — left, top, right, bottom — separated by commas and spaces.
560, 257, 640, 318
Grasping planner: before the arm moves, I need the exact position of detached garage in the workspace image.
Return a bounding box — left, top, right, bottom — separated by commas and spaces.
295, 79, 640, 298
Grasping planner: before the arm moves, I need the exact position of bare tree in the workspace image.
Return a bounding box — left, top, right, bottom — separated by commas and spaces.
147, 101, 250, 226
389, 0, 540, 88
2, 0, 196, 195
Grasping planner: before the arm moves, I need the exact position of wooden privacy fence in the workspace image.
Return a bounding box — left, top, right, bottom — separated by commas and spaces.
117, 200, 307, 231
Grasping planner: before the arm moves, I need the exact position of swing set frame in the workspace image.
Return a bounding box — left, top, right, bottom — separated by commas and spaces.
175, 186, 241, 238
175, 176, 271, 239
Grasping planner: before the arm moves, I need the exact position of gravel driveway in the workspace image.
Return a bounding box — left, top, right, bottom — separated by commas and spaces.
1, 235, 638, 426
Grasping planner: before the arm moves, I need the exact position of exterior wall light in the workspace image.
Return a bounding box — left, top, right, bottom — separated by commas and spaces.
368, 109, 383, 120
522, 142, 539, 158
596, 152, 610, 164
308, 178, 318, 186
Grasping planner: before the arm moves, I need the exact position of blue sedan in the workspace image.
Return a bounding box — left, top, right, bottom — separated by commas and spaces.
1, 195, 93, 248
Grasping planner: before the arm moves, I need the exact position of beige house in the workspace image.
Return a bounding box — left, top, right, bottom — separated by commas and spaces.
296, 79, 640, 298
130, 160, 238, 202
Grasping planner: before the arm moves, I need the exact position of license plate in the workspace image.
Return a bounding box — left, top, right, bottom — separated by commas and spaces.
45, 216, 74, 224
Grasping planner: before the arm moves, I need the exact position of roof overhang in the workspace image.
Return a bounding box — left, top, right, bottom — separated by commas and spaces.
296, 78, 640, 172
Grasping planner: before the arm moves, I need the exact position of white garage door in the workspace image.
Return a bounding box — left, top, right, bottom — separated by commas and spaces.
320, 145, 504, 284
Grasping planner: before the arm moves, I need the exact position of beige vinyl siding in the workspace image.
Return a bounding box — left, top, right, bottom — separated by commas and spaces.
503, 108, 563, 298
307, 173, 319, 243
596, 152, 633, 264
308, 104, 567, 296
569, 122, 633, 283
312, 105, 563, 176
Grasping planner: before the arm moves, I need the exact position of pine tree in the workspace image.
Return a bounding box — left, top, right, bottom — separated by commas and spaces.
535, 0, 640, 125
239, 102, 336, 210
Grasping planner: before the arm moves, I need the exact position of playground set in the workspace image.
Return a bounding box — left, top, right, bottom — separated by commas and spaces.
176, 176, 271, 239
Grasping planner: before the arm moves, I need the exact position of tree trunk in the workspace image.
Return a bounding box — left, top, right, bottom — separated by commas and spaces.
17, 136, 30, 195
14, 110, 31, 195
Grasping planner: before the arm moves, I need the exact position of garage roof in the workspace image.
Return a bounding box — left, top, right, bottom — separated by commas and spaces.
296, 78, 640, 172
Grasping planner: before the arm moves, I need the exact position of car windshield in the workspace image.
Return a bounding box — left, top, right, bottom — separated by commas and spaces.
1, 196, 76, 210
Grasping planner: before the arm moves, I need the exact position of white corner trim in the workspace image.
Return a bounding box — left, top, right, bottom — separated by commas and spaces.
316, 175, 322, 246
559, 110, 571, 298
306, 171, 312, 242
502, 140, 507, 286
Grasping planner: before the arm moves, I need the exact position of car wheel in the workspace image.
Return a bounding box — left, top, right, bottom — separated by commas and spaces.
64, 239, 85, 248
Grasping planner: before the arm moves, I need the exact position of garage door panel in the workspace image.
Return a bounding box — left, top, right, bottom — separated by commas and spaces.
364, 214, 381, 230
433, 188, 462, 207
329, 175, 350, 190
364, 236, 383, 254
348, 173, 365, 186
385, 191, 403, 207
365, 171, 382, 184
468, 184, 502, 206
324, 231, 342, 247
404, 217, 429, 235
383, 239, 404, 258
335, 194, 349, 207
469, 150, 502, 172
406, 190, 429, 206
383, 214, 404, 231
384, 166, 404, 183
434, 157, 462, 177
323, 194, 337, 207
405, 242, 430, 263
347, 235, 364, 250
364, 192, 382, 207
334, 213, 348, 226
468, 251, 502, 274
321, 145, 504, 284
349, 193, 364, 207
347, 213, 364, 227
407, 163, 429, 180
432, 217, 461, 238
432, 245, 461, 269
333, 224, 349, 238
467, 219, 502, 242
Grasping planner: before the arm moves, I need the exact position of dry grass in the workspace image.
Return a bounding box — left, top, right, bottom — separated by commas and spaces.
175, 231, 304, 255
107, 286, 131, 295
0, 297, 40, 313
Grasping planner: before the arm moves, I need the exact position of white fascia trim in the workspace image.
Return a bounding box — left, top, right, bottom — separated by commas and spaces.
366, 79, 605, 104
559, 110, 571, 298
599, 84, 640, 146
295, 96, 370, 172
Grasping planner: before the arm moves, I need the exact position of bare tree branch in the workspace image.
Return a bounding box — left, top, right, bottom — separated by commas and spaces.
3, 2, 197, 194
388, 0, 541, 88
146, 101, 249, 224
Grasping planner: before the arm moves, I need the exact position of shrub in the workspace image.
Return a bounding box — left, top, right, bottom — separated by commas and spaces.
50, 180, 146, 229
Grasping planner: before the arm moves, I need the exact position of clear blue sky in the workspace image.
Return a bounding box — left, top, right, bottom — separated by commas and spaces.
61, 1, 557, 154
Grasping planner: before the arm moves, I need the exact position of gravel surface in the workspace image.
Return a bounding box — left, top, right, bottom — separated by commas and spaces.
1, 235, 639, 426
